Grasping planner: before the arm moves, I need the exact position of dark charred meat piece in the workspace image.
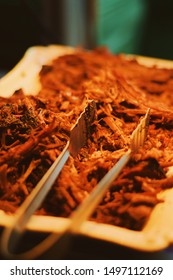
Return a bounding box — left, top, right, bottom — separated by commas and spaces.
1, 47, 173, 231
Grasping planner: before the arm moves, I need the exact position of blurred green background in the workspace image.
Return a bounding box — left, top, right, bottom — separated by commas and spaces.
0, 0, 173, 71
96, 0, 147, 54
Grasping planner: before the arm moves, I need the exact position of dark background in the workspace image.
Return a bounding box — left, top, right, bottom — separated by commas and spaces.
0, 0, 173, 71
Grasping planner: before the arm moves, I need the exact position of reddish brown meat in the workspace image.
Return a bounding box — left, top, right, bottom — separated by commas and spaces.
0, 47, 173, 231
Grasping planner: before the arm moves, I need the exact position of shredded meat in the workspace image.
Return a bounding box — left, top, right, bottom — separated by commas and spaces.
0, 47, 173, 231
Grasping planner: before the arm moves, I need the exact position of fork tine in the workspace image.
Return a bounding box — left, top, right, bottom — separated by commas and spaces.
131, 108, 150, 151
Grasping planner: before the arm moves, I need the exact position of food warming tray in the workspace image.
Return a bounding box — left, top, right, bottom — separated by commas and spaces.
0, 45, 173, 252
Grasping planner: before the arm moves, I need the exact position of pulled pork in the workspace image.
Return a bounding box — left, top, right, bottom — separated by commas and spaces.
0, 47, 173, 231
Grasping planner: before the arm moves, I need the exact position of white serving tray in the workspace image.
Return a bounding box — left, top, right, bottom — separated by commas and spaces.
0, 45, 173, 252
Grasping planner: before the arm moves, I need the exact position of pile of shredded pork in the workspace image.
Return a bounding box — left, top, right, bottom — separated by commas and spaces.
1, 47, 173, 231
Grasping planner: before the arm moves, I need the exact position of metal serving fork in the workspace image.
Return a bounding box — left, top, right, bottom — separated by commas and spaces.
0, 100, 96, 258
1, 107, 150, 259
